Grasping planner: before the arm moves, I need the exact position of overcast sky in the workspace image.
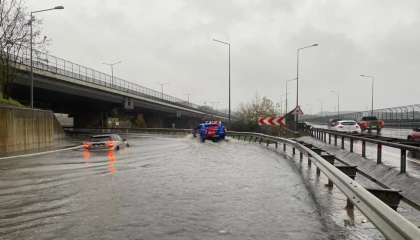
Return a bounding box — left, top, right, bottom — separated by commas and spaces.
28, 0, 420, 114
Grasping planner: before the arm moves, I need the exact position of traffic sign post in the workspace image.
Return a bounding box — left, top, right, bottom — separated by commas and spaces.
291, 106, 304, 116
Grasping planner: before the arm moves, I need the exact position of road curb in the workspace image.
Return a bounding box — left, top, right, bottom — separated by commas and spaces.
0, 145, 83, 160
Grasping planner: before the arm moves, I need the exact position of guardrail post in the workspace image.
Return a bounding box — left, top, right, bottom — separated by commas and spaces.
341, 136, 345, 149
267, 140, 269, 147
244, 136, 247, 141
350, 138, 354, 152
324, 133, 327, 142
328, 134, 331, 144
238, 136, 241, 140
300, 152, 303, 161
275, 142, 278, 148
377, 144, 382, 164
292, 147, 295, 155
362, 141, 366, 157
334, 135, 337, 146
283, 143, 286, 151
254, 137, 258, 143
259, 138, 263, 144
401, 149, 407, 173
249, 136, 253, 142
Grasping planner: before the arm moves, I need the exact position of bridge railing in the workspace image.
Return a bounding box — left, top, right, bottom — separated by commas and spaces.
302, 105, 420, 123
15, 48, 230, 118
228, 131, 420, 240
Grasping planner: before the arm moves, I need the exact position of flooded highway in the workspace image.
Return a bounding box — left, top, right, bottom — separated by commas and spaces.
0, 135, 337, 240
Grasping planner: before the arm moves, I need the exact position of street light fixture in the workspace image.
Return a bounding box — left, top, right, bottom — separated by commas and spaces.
281, 93, 289, 115
361, 75, 374, 115
331, 91, 340, 118
285, 78, 297, 114
213, 39, 231, 128
316, 99, 323, 117
30, 6, 64, 108
183, 93, 193, 103
296, 43, 318, 130
156, 82, 169, 98
103, 61, 121, 85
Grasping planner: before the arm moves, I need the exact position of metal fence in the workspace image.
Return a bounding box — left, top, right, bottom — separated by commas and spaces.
15, 47, 230, 118
303, 105, 420, 123
228, 131, 420, 239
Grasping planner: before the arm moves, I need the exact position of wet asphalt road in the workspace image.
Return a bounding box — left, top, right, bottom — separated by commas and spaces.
0, 135, 335, 240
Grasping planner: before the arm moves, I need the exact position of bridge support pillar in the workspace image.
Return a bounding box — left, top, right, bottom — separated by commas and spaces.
362, 141, 366, 157
401, 149, 407, 173
377, 144, 382, 164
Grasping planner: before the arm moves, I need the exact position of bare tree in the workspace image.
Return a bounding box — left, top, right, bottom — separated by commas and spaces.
0, 0, 49, 100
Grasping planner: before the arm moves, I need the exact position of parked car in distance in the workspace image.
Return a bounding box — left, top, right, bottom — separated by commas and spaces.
84, 134, 129, 150
408, 128, 420, 141
327, 119, 342, 129
193, 122, 226, 142
331, 120, 361, 133
356, 116, 384, 133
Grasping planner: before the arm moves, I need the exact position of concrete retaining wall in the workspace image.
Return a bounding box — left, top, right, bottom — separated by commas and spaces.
0, 107, 66, 153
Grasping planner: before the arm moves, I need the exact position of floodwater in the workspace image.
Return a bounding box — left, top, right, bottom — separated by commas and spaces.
0, 135, 339, 240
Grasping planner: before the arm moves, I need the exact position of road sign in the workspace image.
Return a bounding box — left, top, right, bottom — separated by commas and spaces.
258, 116, 285, 126
291, 106, 304, 116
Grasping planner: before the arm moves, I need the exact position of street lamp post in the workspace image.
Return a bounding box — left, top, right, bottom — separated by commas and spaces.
156, 82, 169, 98
286, 78, 297, 114
103, 61, 121, 85
213, 39, 231, 128
281, 93, 289, 115
306, 104, 312, 115
316, 99, 323, 117
361, 75, 374, 115
183, 93, 193, 103
30, 6, 64, 109
331, 91, 340, 118
296, 44, 318, 130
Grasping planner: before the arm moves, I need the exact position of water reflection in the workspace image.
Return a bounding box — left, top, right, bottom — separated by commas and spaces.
108, 151, 116, 173
84, 150, 90, 164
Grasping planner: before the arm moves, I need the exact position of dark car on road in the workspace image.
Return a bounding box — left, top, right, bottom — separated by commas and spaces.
327, 119, 342, 129
193, 122, 227, 142
356, 116, 384, 133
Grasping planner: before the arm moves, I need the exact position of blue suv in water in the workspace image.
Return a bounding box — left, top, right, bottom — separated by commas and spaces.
193, 122, 227, 142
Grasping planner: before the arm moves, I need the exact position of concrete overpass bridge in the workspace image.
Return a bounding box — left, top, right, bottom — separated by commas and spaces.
9, 49, 233, 128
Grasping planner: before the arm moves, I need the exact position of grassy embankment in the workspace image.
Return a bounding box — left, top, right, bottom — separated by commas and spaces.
0, 93, 26, 108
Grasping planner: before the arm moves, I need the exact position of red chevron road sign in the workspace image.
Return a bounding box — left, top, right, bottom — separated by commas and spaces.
258, 116, 286, 126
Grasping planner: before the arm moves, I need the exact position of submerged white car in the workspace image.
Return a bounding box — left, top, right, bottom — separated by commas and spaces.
84, 134, 129, 150
331, 120, 361, 133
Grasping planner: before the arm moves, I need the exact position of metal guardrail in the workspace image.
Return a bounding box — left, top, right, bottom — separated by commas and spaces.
13, 48, 232, 118
227, 131, 420, 239
63, 127, 192, 135
309, 128, 420, 173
